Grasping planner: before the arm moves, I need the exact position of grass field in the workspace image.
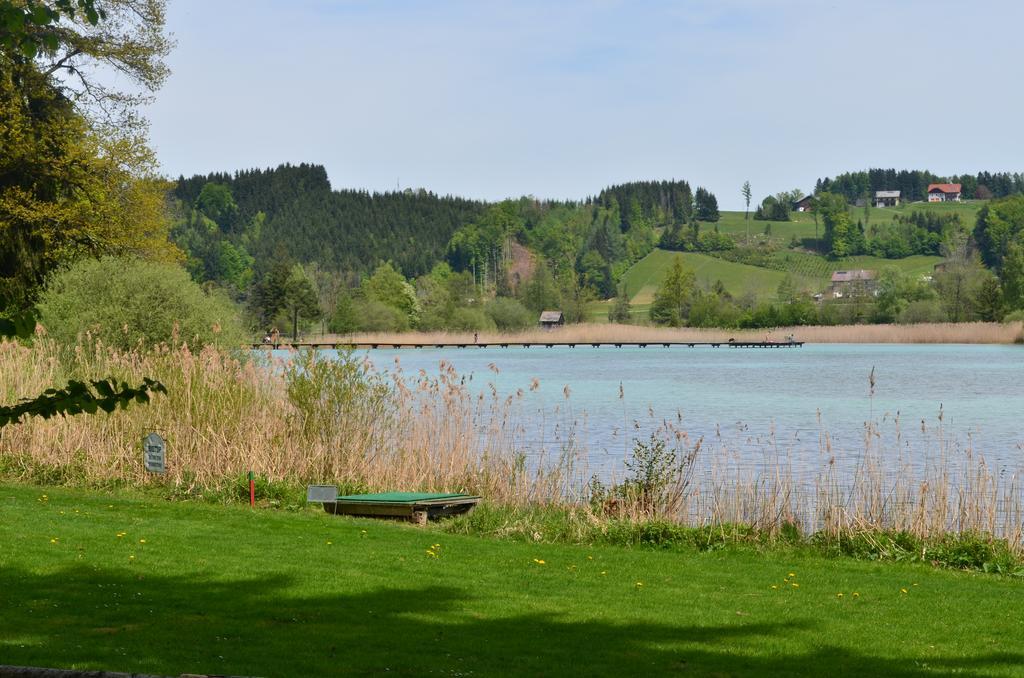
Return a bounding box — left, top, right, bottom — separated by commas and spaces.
2, 483, 1023, 677
620, 250, 816, 305
709, 201, 986, 249
613, 249, 943, 312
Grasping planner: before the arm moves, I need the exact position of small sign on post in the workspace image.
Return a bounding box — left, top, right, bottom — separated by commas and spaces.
143, 432, 166, 474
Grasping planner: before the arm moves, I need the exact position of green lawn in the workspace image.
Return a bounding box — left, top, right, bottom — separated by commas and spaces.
2, 484, 1022, 677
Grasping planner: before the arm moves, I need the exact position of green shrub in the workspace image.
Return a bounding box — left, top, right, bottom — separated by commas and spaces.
355, 299, 408, 331
897, 299, 947, 324
37, 256, 246, 351
485, 297, 533, 331
449, 307, 495, 331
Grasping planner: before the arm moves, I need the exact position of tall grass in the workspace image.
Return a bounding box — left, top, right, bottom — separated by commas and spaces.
318, 320, 1023, 346
1, 337, 1020, 554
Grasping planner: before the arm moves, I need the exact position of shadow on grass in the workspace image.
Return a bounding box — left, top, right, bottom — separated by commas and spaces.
1, 565, 1020, 677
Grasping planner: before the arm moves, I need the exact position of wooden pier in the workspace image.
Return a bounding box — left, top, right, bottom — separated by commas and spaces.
253, 340, 804, 350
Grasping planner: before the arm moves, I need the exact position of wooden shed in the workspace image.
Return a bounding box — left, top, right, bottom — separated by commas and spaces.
538, 310, 565, 329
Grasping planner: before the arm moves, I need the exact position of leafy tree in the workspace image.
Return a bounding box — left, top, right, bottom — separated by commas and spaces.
649, 256, 695, 327
521, 260, 560, 314
973, 194, 1024, 270
816, 192, 858, 258
578, 249, 614, 298
329, 289, 359, 334
195, 183, 239, 232
999, 243, 1024, 312
362, 262, 419, 327
934, 237, 991, 322
1, 0, 175, 312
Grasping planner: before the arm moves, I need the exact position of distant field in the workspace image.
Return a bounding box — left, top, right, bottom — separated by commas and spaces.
621, 250, 815, 305
766, 251, 943, 283
586, 200, 978, 322
616, 249, 942, 308
707, 200, 985, 249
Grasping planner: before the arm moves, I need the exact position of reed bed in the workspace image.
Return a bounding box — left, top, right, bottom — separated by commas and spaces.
322, 320, 1023, 346
1, 337, 1021, 553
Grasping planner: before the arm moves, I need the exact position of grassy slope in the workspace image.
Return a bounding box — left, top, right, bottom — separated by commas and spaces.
595, 201, 978, 320
3, 484, 1022, 677
712, 200, 985, 247
622, 250, 812, 305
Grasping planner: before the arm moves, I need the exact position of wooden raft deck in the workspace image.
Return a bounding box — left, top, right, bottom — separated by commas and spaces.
312, 490, 482, 525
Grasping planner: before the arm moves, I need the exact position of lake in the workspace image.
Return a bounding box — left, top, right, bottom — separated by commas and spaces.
325, 343, 1024, 484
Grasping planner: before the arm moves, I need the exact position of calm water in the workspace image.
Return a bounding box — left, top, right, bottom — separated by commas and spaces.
310, 344, 1024, 480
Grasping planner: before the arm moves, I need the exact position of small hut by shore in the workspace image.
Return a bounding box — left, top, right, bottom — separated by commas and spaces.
538, 310, 565, 330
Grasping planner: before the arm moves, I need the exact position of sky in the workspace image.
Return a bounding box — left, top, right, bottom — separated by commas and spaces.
146, 0, 1024, 209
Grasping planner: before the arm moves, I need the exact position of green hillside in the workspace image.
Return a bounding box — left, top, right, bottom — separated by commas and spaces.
704, 200, 985, 249
622, 250, 813, 304
587, 248, 944, 323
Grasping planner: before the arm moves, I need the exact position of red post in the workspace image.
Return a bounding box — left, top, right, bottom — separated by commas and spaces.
249, 471, 255, 507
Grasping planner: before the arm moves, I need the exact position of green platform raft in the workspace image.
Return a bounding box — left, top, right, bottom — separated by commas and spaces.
307, 486, 481, 525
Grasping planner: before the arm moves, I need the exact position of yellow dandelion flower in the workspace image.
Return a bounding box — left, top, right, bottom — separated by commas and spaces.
900, 588, 908, 594
783, 578, 788, 583
587, 555, 593, 560
600, 571, 607, 575
129, 555, 135, 560
59, 511, 65, 515
770, 585, 778, 590
853, 592, 860, 598
326, 541, 332, 545
635, 582, 643, 588
50, 538, 58, 544
788, 572, 795, 578
791, 583, 799, 588
533, 558, 546, 565
837, 593, 844, 598
912, 583, 918, 587
138, 539, 146, 544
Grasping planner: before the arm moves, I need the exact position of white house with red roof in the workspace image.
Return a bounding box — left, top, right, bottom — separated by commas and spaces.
927, 183, 962, 202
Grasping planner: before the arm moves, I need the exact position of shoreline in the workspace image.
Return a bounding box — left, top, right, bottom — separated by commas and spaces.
289, 321, 1024, 346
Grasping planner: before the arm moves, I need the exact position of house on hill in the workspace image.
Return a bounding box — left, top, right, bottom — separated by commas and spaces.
927, 183, 962, 202
793, 195, 814, 212
538, 310, 565, 329
874, 190, 901, 207
829, 270, 877, 299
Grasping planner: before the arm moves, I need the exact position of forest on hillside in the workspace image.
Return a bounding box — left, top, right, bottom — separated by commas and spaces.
166, 164, 1024, 336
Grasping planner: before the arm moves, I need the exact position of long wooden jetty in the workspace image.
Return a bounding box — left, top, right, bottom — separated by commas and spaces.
252, 340, 804, 350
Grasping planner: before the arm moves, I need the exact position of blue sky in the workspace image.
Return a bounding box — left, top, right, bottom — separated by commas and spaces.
146, 0, 1024, 208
